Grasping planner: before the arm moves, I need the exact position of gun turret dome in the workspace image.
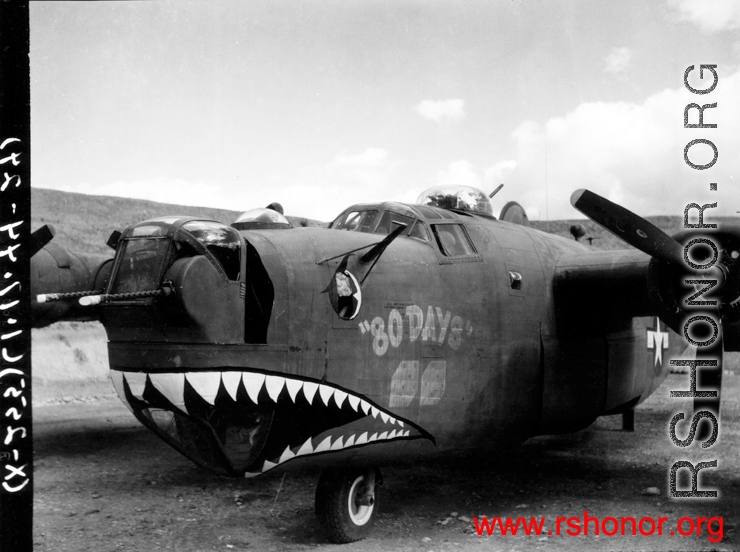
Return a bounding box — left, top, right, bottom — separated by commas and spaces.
232, 208, 291, 230
416, 185, 493, 216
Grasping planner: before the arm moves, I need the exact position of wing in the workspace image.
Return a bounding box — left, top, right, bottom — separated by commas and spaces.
553, 248, 652, 325
567, 189, 740, 421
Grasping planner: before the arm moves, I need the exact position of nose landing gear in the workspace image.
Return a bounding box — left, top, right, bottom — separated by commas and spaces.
315, 467, 381, 543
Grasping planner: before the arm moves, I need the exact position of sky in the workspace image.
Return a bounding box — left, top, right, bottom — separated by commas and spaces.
30, 0, 740, 223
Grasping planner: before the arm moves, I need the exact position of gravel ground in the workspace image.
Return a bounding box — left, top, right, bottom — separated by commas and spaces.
31, 373, 739, 552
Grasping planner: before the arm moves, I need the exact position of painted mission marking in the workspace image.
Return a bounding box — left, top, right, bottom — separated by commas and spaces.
389, 360, 447, 407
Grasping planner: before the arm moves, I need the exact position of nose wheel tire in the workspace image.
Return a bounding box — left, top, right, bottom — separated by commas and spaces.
315, 468, 380, 543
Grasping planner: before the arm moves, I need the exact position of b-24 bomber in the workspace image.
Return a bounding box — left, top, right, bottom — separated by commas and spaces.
32, 185, 739, 543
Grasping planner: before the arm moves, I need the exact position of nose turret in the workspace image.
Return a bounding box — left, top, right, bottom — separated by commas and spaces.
99, 217, 252, 344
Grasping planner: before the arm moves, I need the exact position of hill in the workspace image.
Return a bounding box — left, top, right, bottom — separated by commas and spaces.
530, 214, 738, 250
32, 187, 733, 255
32, 187, 325, 256
32, 188, 247, 256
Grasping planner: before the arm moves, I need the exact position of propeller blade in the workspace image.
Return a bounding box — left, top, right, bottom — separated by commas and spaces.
570, 189, 685, 265
571, 189, 726, 424
30, 224, 56, 258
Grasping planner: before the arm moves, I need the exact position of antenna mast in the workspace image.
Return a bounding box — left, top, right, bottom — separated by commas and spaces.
544, 130, 549, 233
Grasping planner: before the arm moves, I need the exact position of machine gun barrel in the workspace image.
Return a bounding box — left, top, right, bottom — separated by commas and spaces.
36, 289, 104, 304
79, 286, 173, 306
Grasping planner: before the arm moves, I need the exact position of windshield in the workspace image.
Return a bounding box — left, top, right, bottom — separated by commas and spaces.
109, 238, 171, 295
333, 209, 418, 237
373, 211, 414, 236
333, 210, 380, 232
180, 221, 241, 280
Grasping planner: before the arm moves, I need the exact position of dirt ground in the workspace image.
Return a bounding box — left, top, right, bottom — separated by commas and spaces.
32, 385, 740, 551
31, 323, 739, 551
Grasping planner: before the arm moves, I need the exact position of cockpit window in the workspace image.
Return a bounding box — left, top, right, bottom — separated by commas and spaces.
110, 238, 171, 295
374, 211, 415, 236
409, 220, 430, 241
334, 210, 380, 233
130, 225, 170, 238
432, 224, 477, 257
180, 221, 242, 280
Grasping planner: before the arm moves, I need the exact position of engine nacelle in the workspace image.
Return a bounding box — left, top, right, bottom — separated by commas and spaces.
31, 243, 111, 327
646, 228, 740, 351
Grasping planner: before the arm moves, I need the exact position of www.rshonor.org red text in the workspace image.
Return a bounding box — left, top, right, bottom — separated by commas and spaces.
473, 511, 723, 542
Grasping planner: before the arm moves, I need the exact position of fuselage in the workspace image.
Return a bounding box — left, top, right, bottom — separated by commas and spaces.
99, 201, 676, 477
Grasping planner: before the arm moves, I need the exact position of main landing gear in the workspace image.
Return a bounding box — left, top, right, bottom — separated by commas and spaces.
315, 467, 382, 543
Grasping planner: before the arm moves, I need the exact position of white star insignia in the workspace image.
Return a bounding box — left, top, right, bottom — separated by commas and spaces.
646, 316, 669, 366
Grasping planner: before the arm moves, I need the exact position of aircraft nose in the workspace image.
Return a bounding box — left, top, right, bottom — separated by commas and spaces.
171, 255, 244, 341
96, 218, 255, 344
111, 368, 428, 478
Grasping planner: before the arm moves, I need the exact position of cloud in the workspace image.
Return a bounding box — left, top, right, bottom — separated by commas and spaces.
603, 47, 632, 73
485, 66, 740, 221
416, 99, 466, 124
330, 148, 392, 168
272, 148, 410, 221
668, 0, 740, 31
55, 149, 410, 223
436, 160, 483, 188
485, 160, 517, 185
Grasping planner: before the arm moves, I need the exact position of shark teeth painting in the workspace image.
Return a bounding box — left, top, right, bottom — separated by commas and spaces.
110, 369, 430, 477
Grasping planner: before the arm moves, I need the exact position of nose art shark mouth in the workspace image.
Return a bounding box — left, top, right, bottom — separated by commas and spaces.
110, 369, 432, 477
